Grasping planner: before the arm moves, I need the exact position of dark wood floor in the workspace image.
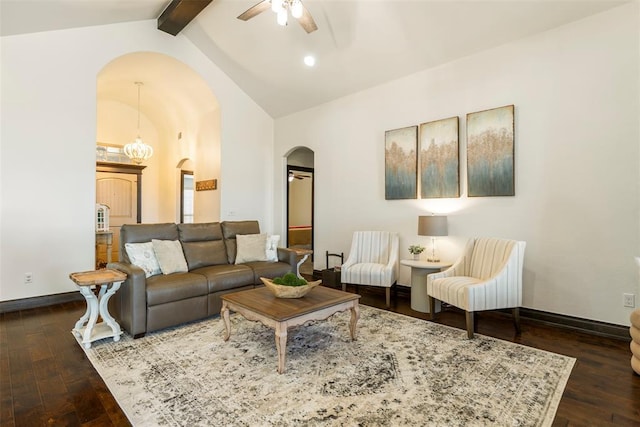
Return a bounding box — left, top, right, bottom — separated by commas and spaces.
1, 285, 639, 427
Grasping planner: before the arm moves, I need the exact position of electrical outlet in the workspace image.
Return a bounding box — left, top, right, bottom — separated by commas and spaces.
24, 272, 33, 284
623, 293, 635, 308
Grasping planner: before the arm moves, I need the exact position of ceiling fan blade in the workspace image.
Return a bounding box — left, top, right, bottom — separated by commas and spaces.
237, 0, 271, 21
296, 3, 318, 33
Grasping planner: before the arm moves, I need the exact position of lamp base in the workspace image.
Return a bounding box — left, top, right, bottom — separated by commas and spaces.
427, 257, 440, 263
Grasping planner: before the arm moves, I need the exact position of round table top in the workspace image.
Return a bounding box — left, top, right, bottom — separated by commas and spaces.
400, 259, 452, 269
69, 268, 127, 286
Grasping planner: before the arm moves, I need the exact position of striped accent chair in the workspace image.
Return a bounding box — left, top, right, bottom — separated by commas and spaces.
341, 231, 399, 308
427, 237, 526, 338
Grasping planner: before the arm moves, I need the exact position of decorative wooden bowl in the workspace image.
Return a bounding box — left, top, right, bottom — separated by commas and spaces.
260, 277, 322, 298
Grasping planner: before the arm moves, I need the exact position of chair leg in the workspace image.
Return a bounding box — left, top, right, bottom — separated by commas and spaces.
385, 287, 391, 308
465, 311, 475, 339
342, 282, 346, 292
428, 296, 437, 320
512, 307, 521, 334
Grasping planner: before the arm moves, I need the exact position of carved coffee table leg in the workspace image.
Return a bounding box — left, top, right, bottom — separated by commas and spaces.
275, 322, 288, 374
221, 301, 231, 341
349, 302, 360, 340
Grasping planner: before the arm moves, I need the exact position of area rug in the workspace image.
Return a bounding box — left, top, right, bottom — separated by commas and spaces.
78, 306, 575, 426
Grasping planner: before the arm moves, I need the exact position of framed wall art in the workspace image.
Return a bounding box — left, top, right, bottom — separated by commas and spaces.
466, 105, 515, 197
385, 126, 418, 200
419, 116, 459, 198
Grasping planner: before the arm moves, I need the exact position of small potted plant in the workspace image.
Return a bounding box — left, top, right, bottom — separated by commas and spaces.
408, 245, 425, 260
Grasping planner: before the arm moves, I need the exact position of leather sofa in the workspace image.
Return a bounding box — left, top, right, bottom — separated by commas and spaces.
108, 220, 296, 337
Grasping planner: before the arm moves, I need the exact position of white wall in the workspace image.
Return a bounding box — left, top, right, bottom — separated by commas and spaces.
0, 20, 274, 301
274, 4, 640, 326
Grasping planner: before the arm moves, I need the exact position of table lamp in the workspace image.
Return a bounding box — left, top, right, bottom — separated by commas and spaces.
418, 215, 448, 262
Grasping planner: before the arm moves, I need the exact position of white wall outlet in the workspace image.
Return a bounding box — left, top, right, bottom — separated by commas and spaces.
623, 293, 635, 308
24, 272, 33, 284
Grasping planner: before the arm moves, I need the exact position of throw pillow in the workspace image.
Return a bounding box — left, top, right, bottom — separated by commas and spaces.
152, 239, 189, 275
235, 233, 268, 264
266, 234, 280, 262
124, 242, 161, 278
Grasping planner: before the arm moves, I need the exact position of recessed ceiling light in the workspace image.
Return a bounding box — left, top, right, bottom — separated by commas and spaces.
303, 55, 316, 67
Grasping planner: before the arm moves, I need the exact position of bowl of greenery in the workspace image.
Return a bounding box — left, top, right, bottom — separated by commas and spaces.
260, 273, 321, 298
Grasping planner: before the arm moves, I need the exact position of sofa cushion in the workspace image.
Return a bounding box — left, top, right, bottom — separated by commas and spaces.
221, 221, 261, 264
146, 272, 208, 306
179, 222, 229, 270
192, 264, 255, 293
120, 223, 179, 264
246, 261, 293, 283
152, 239, 188, 275
235, 233, 268, 264
124, 242, 161, 278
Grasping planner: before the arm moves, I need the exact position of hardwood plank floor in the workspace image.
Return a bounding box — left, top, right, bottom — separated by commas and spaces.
1, 286, 638, 427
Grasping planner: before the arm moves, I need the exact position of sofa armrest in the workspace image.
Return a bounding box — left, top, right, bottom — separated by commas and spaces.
277, 247, 298, 268
107, 261, 148, 337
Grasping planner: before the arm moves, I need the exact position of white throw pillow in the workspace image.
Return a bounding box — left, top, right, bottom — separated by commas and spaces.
235, 233, 268, 264
125, 242, 161, 278
152, 239, 188, 275
266, 234, 280, 262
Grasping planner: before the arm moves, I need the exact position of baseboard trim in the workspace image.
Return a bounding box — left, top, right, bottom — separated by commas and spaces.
518, 308, 629, 340
312, 269, 629, 340
0, 292, 83, 314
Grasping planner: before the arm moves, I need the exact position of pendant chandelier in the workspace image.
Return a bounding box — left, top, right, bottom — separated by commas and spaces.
124, 82, 153, 164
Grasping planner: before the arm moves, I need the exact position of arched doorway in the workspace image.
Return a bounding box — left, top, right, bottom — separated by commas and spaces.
95, 52, 220, 265
286, 147, 314, 274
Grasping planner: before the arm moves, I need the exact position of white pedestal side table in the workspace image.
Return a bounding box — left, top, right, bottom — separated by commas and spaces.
290, 248, 313, 279
70, 268, 127, 349
400, 259, 452, 313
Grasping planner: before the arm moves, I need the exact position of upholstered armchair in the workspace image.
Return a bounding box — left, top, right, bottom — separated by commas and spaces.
427, 237, 526, 338
341, 231, 399, 308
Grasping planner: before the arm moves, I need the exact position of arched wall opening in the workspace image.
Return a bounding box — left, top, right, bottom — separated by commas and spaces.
285, 147, 315, 270
96, 51, 221, 225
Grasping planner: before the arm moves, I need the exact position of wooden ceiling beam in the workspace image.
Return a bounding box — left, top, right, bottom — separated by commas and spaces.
157, 0, 214, 36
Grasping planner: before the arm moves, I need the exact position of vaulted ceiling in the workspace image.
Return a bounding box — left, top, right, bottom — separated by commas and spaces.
0, 0, 627, 118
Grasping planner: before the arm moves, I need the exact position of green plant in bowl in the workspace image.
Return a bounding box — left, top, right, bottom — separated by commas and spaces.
272, 273, 308, 287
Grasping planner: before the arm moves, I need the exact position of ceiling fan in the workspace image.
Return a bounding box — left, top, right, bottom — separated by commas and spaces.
288, 171, 311, 181
237, 0, 318, 34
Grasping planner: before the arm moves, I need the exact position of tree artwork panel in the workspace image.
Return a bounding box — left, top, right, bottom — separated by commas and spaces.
466, 105, 515, 197
420, 117, 459, 198
385, 126, 417, 200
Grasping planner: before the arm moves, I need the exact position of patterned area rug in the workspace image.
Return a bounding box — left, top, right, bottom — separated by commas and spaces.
79, 306, 575, 426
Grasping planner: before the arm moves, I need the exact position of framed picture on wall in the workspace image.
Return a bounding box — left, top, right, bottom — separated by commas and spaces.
466, 105, 515, 197
385, 126, 418, 200
419, 116, 460, 198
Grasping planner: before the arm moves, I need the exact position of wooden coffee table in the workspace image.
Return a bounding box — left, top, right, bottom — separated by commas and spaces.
221, 286, 360, 374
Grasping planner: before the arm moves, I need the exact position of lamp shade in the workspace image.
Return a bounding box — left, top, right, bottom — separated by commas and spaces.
418, 215, 448, 237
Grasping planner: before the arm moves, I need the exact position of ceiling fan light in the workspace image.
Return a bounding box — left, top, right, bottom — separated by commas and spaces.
277, 8, 288, 26
271, 0, 283, 13
291, 0, 303, 19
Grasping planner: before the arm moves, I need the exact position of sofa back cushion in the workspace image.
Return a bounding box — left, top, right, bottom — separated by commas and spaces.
221, 221, 261, 264
120, 223, 178, 264
178, 222, 229, 270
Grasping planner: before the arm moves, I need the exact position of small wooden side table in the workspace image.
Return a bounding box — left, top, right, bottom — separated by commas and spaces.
70, 268, 127, 349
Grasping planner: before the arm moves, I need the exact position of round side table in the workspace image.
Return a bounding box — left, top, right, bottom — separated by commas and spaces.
70, 268, 127, 349
400, 259, 451, 313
